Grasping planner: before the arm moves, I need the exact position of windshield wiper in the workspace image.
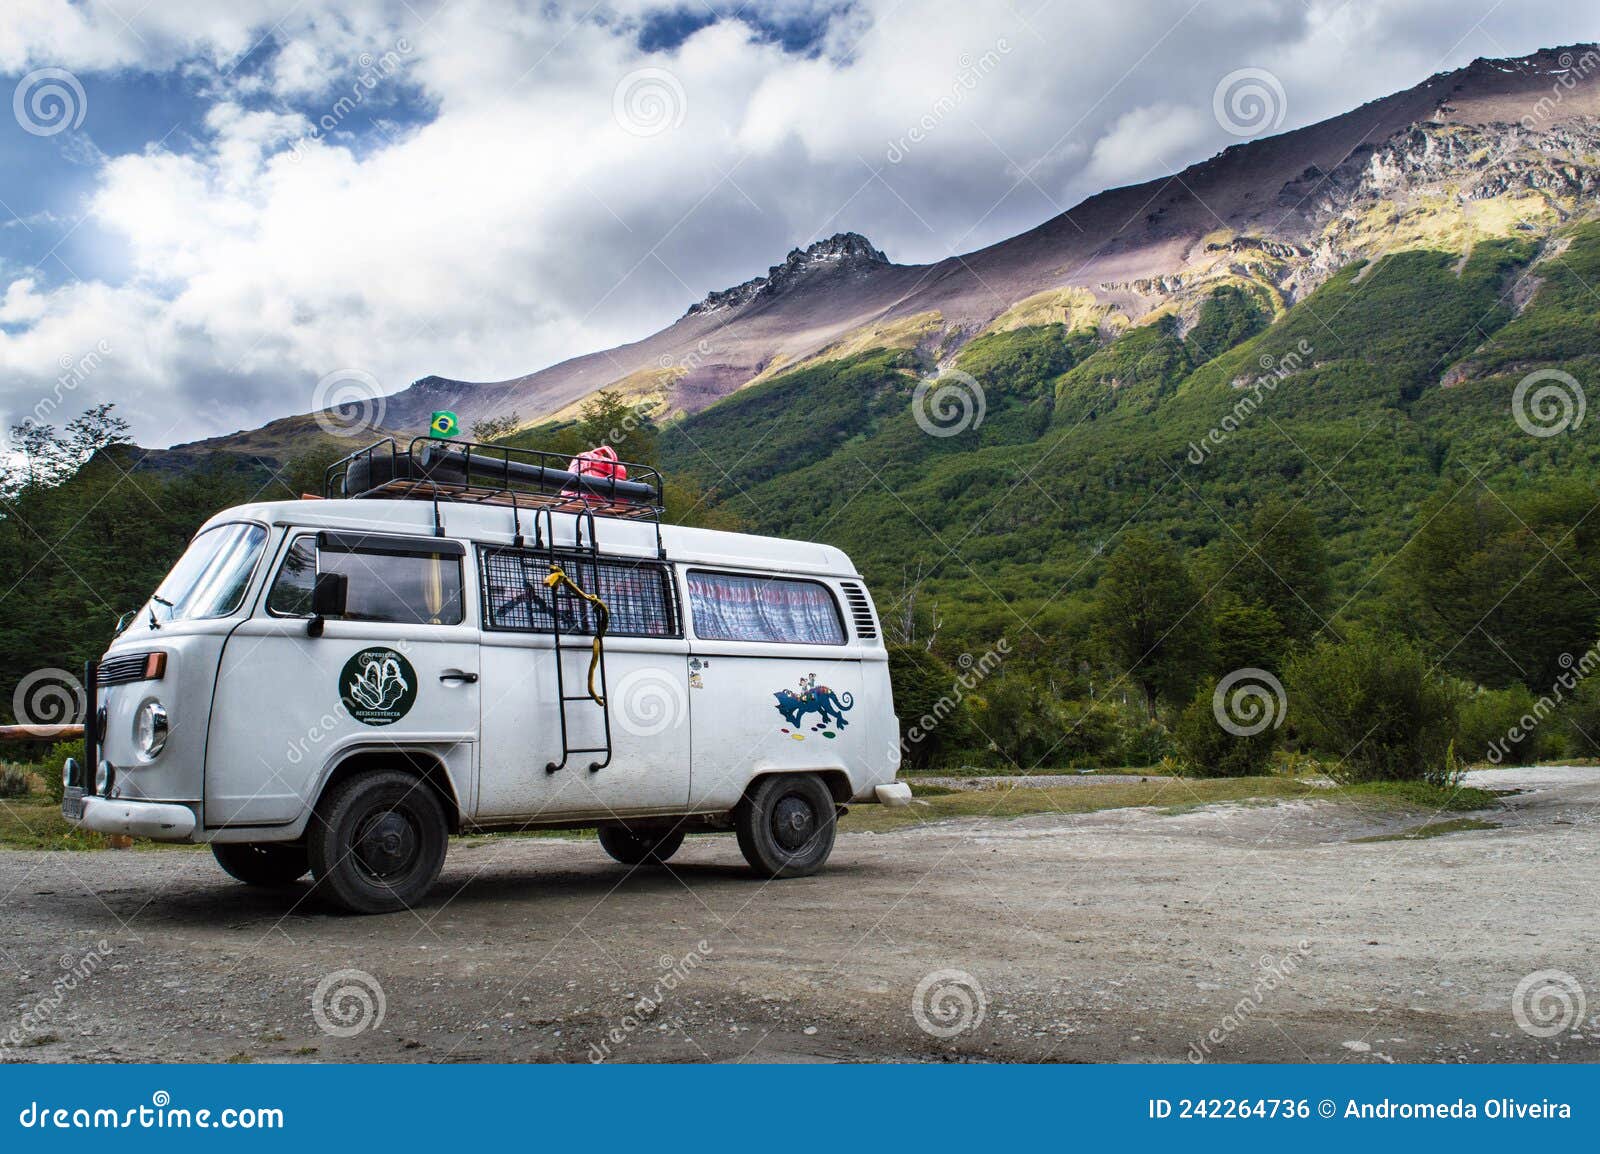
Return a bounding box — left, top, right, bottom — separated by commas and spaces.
149, 593, 173, 631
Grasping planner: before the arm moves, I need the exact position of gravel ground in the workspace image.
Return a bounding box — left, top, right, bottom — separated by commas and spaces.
1, 766, 1597, 1064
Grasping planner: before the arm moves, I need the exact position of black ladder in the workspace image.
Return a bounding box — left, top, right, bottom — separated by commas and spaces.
535, 508, 613, 774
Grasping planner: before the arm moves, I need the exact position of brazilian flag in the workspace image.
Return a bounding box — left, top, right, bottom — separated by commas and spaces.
430, 410, 460, 438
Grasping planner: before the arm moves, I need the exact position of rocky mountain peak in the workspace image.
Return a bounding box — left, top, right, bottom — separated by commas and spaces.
685, 232, 889, 318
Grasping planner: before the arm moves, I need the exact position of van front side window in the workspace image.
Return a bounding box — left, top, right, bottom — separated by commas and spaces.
268, 536, 463, 625
686, 571, 845, 645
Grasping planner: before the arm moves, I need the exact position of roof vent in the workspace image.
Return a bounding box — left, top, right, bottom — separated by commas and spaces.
840, 582, 879, 641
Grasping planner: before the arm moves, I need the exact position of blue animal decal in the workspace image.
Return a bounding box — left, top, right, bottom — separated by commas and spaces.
774, 672, 855, 729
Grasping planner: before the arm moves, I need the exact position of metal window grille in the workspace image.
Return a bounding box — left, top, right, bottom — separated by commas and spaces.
479, 547, 677, 637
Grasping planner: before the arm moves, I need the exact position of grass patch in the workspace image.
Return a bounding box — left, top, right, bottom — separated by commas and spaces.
0, 793, 114, 851
905, 763, 1178, 779
842, 774, 1503, 833
1334, 780, 1499, 812
1351, 817, 1502, 843
840, 776, 1326, 833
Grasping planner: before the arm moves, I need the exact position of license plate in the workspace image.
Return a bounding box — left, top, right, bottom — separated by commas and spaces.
61, 788, 85, 821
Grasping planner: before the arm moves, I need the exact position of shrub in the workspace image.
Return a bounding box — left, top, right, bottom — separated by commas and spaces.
972, 676, 1120, 768
0, 765, 32, 798
1562, 677, 1600, 757
1457, 684, 1543, 765
1051, 699, 1122, 768
1285, 633, 1465, 784
1172, 679, 1277, 777
1118, 717, 1176, 767
41, 738, 83, 804
886, 644, 977, 769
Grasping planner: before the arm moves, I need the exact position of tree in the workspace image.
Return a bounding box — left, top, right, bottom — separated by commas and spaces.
1400, 484, 1598, 691
886, 644, 976, 769
1285, 631, 1465, 784
1094, 531, 1209, 715
470, 411, 521, 442
1208, 589, 1287, 674
576, 389, 658, 464
1215, 499, 1332, 645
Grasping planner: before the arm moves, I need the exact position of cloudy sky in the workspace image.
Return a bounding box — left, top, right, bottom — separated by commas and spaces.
1, 0, 1597, 449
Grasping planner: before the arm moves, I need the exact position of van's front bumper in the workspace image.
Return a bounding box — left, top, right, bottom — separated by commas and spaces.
63, 788, 197, 840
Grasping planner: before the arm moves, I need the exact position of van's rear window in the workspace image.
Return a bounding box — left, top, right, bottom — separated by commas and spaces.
686, 571, 845, 645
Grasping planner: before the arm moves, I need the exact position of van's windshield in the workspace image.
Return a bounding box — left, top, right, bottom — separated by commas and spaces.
149, 522, 269, 623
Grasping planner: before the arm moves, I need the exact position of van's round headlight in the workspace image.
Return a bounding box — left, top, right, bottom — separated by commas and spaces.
135, 701, 169, 759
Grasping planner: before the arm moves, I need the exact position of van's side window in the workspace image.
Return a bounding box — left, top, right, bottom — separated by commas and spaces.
268, 535, 464, 625
479, 547, 677, 637
686, 570, 845, 645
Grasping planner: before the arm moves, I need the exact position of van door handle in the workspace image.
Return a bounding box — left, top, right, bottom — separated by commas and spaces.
439, 670, 478, 684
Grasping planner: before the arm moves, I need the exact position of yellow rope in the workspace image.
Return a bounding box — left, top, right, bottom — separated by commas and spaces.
544, 565, 610, 705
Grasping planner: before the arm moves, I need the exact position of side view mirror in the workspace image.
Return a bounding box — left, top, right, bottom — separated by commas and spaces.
307, 572, 348, 637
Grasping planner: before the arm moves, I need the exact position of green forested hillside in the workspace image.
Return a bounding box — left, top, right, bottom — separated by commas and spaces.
655, 224, 1600, 768
6, 225, 1600, 774
663, 229, 1598, 642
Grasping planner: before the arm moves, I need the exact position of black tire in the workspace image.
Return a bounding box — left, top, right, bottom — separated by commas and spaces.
307, 770, 449, 914
211, 841, 309, 887
734, 774, 837, 878
597, 823, 686, 866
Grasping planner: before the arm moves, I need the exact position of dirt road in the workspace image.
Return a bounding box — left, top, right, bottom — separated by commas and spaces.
2, 766, 1597, 1064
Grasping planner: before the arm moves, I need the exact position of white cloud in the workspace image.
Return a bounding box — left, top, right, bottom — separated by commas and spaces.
2, 0, 1599, 446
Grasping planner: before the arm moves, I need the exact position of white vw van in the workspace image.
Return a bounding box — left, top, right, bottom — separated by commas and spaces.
62, 438, 906, 913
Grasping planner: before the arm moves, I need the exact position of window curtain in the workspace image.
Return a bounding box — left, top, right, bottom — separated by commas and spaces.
687, 572, 844, 644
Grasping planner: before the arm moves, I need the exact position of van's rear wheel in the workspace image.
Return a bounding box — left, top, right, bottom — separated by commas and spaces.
734, 774, 837, 878
597, 823, 685, 866
308, 770, 448, 915
211, 841, 309, 886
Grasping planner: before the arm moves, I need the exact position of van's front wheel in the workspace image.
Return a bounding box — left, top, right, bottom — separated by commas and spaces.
211, 841, 309, 887
734, 774, 837, 878
308, 771, 448, 915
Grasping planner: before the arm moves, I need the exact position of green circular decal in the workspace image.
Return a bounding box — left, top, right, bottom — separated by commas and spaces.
339, 647, 418, 726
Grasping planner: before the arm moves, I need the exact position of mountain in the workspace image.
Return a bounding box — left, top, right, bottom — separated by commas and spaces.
12, 45, 1600, 752
178, 44, 1600, 455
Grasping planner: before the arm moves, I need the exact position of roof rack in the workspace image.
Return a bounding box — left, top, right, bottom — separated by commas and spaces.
324, 438, 666, 537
